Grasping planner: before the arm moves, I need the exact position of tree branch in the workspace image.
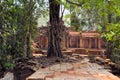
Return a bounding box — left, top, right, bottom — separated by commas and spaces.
60, 5, 65, 20
66, 0, 84, 6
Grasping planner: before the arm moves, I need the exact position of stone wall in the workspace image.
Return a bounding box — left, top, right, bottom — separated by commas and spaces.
34, 27, 105, 51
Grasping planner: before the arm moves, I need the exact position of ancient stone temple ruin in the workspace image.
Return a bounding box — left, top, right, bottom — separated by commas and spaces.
35, 27, 106, 54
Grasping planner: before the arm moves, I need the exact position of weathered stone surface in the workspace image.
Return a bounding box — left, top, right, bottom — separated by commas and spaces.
26, 55, 120, 80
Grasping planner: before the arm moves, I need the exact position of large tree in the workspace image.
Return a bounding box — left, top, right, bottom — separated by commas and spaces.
47, 0, 63, 57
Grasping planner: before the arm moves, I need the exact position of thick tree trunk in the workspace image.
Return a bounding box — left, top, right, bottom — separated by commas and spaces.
47, 0, 63, 57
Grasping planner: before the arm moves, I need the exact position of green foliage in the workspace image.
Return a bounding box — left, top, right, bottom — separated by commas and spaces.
0, 0, 43, 70
62, 0, 120, 31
